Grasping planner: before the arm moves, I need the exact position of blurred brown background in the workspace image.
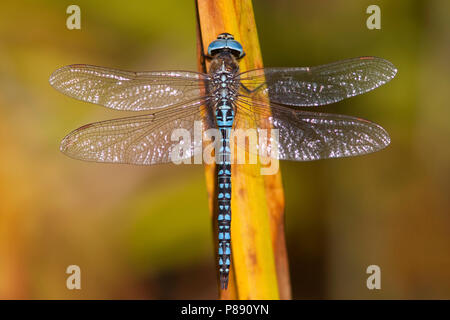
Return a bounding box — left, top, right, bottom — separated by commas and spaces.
0, 0, 448, 299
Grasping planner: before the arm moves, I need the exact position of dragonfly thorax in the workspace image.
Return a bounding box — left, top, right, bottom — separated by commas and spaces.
211, 72, 238, 103
209, 54, 240, 105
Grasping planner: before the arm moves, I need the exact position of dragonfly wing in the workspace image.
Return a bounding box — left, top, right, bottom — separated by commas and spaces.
49, 64, 210, 111
60, 100, 214, 165
238, 57, 397, 107
233, 99, 390, 161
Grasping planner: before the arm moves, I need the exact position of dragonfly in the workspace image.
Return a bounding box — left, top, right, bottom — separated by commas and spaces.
49, 33, 397, 290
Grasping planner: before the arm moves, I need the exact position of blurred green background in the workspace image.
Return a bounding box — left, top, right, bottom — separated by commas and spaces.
0, 0, 449, 299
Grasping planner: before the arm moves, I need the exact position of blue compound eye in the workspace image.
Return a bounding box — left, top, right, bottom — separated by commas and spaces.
226, 40, 244, 58
207, 34, 245, 59
207, 39, 227, 57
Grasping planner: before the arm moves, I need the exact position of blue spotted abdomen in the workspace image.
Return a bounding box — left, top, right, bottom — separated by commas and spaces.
215, 101, 234, 289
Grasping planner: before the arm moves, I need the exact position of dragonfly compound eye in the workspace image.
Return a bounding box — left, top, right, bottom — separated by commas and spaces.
207, 34, 245, 59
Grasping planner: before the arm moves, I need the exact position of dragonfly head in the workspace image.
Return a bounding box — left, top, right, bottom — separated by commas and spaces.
207, 33, 245, 59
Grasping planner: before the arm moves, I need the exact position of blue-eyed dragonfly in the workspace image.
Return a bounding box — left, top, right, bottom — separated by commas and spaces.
49, 33, 397, 289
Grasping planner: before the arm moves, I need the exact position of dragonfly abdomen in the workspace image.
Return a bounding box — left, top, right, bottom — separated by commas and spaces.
215, 99, 234, 289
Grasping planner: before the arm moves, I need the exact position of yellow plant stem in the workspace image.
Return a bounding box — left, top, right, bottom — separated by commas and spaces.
196, 0, 291, 299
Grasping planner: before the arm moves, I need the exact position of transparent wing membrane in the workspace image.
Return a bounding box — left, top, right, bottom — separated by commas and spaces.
53, 56, 395, 165
233, 97, 390, 161
238, 57, 397, 107
60, 99, 214, 165
49, 64, 210, 111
